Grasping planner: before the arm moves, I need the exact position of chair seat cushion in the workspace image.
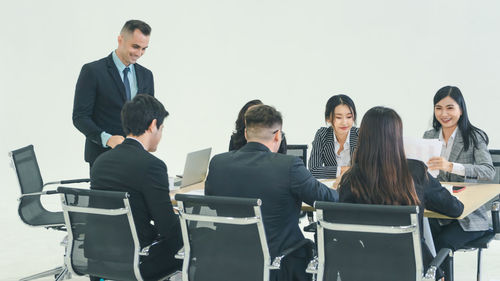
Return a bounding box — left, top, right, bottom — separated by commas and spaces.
462, 232, 495, 249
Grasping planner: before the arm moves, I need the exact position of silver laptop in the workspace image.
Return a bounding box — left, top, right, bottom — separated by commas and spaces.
176, 147, 212, 188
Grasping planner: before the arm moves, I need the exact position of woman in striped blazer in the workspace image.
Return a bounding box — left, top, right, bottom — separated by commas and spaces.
309, 94, 359, 179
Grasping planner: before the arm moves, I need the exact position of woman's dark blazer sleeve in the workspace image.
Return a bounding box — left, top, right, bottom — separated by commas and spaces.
409, 159, 464, 218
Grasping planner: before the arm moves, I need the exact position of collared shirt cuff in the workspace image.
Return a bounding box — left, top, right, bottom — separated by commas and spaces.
337, 166, 342, 177
451, 162, 466, 176
101, 132, 112, 148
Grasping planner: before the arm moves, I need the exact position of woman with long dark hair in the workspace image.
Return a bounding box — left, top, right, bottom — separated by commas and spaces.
338, 106, 463, 280
423, 86, 494, 253
308, 94, 358, 179
229, 99, 287, 153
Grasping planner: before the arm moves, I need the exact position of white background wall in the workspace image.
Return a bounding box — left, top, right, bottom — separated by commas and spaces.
1, 1, 500, 278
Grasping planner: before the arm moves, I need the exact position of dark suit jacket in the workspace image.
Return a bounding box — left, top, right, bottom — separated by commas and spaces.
73, 52, 154, 164
205, 142, 338, 259
309, 126, 359, 179
338, 159, 463, 268
90, 138, 182, 277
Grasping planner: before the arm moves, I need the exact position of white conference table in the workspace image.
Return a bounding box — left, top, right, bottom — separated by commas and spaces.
170, 180, 500, 218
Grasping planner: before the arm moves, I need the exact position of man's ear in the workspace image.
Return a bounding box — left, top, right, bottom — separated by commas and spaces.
244, 128, 248, 140
148, 119, 158, 132
273, 129, 280, 142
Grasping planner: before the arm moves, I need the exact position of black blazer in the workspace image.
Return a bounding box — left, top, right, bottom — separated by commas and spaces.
205, 142, 338, 260
73, 53, 154, 164
309, 126, 359, 178
338, 159, 464, 268
90, 138, 182, 255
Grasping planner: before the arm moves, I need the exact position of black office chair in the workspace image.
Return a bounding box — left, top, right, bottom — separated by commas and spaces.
286, 144, 312, 221
9, 145, 89, 281
57, 186, 179, 281
454, 148, 500, 281
286, 144, 308, 167
307, 202, 451, 281
175, 194, 313, 281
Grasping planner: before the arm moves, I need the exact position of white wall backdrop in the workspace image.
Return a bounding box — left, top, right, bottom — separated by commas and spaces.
1, 0, 499, 276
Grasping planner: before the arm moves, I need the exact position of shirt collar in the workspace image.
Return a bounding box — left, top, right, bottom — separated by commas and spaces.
438, 127, 457, 142
112, 50, 135, 74
125, 137, 146, 150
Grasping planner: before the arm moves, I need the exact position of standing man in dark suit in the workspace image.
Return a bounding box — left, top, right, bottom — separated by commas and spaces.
90, 94, 182, 280
73, 20, 154, 167
205, 105, 338, 281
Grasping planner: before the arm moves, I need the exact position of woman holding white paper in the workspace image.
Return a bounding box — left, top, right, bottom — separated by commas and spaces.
308, 94, 358, 179
423, 85, 495, 253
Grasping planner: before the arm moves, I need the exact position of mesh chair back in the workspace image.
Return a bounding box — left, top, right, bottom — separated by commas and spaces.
286, 144, 308, 167
175, 194, 271, 281
58, 187, 142, 281
489, 149, 500, 184
10, 145, 64, 226
314, 202, 422, 281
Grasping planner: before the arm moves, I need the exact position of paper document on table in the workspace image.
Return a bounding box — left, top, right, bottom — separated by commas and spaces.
404, 137, 442, 178
318, 179, 336, 188
184, 189, 205, 196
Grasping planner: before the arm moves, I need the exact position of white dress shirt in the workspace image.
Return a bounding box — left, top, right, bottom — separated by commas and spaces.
333, 129, 351, 175
439, 128, 465, 176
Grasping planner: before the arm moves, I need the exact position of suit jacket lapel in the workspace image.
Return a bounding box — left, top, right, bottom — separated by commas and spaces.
349, 127, 357, 156
324, 127, 337, 166
449, 130, 464, 163
135, 64, 143, 92
106, 54, 127, 102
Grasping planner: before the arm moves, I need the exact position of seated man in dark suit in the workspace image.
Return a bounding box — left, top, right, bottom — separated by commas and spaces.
90, 94, 182, 280
205, 104, 339, 281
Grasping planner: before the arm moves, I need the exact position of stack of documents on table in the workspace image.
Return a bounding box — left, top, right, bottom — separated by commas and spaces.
404, 137, 442, 178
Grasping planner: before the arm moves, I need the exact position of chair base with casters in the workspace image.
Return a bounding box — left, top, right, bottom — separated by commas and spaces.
20, 266, 70, 281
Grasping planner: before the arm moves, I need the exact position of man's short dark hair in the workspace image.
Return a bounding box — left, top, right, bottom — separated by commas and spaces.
121, 94, 168, 136
121, 20, 151, 36
244, 105, 282, 130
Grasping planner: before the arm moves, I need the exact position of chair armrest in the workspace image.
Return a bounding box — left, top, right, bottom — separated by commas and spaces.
270, 239, 314, 269
305, 256, 318, 274
491, 201, 499, 236
18, 189, 59, 199
175, 247, 185, 259
43, 178, 90, 188
423, 248, 451, 280
139, 239, 161, 256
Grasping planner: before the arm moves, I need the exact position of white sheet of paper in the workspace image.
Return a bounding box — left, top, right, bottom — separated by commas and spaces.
404, 137, 442, 178
184, 189, 205, 196
318, 179, 336, 188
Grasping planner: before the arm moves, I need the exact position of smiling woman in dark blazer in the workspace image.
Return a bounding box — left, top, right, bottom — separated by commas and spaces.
308, 94, 358, 179
423, 86, 495, 253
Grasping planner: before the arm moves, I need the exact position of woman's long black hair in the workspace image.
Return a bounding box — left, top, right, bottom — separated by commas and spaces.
231, 99, 263, 150
432, 86, 488, 151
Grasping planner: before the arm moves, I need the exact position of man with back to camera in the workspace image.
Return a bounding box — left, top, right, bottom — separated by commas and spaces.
90, 94, 182, 280
73, 19, 154, 168
205, 105, 339, 281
